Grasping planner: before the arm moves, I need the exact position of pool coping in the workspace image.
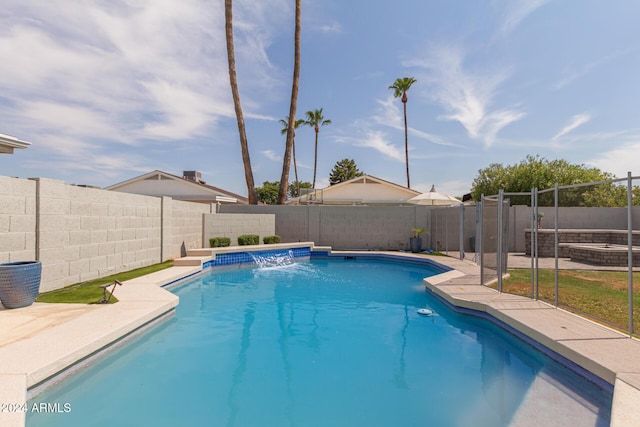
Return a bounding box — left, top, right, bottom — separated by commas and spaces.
1, 244, 638, 426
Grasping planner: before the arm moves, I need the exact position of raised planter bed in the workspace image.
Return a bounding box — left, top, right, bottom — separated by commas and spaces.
568, 244, 640, 267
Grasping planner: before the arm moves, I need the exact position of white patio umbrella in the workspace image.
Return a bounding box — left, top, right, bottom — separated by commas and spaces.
407, 185, 462, 206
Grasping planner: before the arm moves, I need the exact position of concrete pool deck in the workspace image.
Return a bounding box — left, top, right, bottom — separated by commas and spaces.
0, 266, 195, 427
1, 247, 639, 426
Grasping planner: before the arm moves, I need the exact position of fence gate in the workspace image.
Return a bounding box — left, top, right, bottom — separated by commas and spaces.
479, 191, 510, 290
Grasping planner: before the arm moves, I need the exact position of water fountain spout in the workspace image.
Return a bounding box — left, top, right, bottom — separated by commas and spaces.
249, 250, 295, 268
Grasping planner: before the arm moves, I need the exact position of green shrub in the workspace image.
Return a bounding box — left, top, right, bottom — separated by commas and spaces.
263, 235, 281, 244
237, 234, 259, 246
209, 237, 231, 248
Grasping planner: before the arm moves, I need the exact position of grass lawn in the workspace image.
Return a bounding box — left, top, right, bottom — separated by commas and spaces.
501, 268, 640, 333
36, 261, 174, 304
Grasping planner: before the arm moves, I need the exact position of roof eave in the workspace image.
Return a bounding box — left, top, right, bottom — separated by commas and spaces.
0, 133, 31, 154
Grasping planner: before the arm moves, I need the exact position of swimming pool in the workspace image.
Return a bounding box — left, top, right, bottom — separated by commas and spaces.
27, 256, 612, 426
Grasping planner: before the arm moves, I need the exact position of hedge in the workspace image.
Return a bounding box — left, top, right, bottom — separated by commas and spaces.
263, 235, 281, 244
237, 234, 259, 245
209, 237, 231, 248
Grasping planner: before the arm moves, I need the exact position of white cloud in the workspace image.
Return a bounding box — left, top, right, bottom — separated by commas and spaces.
372, 96, 458, 147
0, 0, 295, 189
495, 0, 551, 40
588, 142, 640, 179
0, 0, 289, 175
373, 96, 403, 129
262, 150, 282, 162
407, 45, 525, 147
315, 177, 330, 189
355, 131, 404, 162
333, 130, 404, 162
316, 21, 342, 34
554, 49, 634, 90
551, 113, 591, 142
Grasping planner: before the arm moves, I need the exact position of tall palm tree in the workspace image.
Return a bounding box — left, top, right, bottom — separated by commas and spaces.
389, 77, 417, 189
304, 108, 331, 189
225, 0, 257, 204
279, 116, 305, 198
277, 0, 302, 204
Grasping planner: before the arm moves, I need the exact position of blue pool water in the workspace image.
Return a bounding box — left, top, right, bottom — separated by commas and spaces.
28, 257, 612, 426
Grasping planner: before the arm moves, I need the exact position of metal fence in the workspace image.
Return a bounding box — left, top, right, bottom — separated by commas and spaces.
479, 193, 510, 289
479, 172, 639, 336
427, 203, 481, 264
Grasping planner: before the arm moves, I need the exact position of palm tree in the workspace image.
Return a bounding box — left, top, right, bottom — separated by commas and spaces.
225, 0, 257, 204
277, 0, 302, 204
304, 108, 331, 189
389, 77, 417, 189
279, 116, 305, 198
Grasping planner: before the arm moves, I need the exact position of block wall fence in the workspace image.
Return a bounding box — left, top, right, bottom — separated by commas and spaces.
4, 173, 639, 292
220, 204, 640, 254
220, 204, 432, 251
203, 213, 275, 246
0, 176, 268, 293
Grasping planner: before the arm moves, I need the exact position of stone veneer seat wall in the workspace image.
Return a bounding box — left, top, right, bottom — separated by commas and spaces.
525, 229, 640, 257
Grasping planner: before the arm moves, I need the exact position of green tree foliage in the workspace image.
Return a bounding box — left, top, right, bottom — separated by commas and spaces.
289, 181, 312, 198
256, 180, 312, 204
471, 155, 639, 206
329, 158, 364, 186
256, 181, 279, 204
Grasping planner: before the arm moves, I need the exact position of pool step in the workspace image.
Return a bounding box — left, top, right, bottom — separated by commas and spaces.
187, 248, 215, 257
173, 256, 209, 267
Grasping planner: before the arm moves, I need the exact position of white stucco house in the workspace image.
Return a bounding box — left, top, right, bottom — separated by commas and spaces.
0, 133, 30, 154
105, 170, 248, 205
288, 174, 422, 205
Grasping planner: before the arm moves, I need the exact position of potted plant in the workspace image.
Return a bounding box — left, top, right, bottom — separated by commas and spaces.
409, 228, 426, 253
536, 212, 544, 229
0, 260, 42, 309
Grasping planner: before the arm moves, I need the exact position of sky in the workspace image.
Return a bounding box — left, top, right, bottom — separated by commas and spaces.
1, 0, 640, 199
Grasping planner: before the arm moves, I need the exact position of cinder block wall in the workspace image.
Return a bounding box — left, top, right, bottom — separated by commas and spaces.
221, 204, 640, 253
220, 205, 431, 250
217, 205, 308, 243
0, 176, 36, 263
317, 206, 425, 250
203, 213, 275, 246
36, 178, 163, 292
430, 206, 474, 253
0, 175, 219, 293
166, 198, 213, 258
539, 206, 630, 230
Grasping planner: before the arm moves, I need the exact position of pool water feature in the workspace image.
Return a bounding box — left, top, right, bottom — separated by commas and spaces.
249, 249, 296, 268
27, 258, 612, 427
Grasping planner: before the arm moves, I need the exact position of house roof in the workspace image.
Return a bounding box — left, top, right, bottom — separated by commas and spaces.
105, 170, 248, 204
289, 174, 422, 205
0, 133, 31, 154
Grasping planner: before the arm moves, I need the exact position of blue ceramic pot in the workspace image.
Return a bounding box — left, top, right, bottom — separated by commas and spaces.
0, 261, 42, 309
